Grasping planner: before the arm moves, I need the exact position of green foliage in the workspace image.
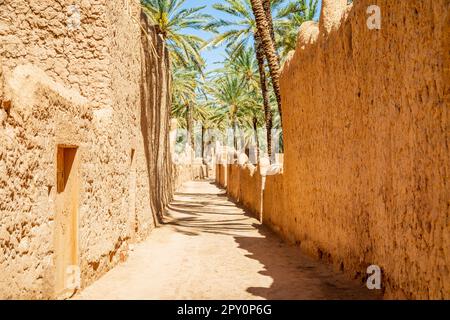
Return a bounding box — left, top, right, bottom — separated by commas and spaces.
157, 0, 318, 153
275, 0, 319, 59
141, 0, 213, 70
171, 66, 210, 128
207, 0, 283, 56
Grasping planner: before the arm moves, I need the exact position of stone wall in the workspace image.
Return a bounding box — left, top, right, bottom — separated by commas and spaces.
0, 0, 175, 299
269, 0, 449, 299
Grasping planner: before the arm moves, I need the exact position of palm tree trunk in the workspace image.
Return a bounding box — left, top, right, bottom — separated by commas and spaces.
253, 116, 260, 164
249, 0, 283, 123
263, 0, 276, 43
201, 124, 206, 165
186, 103, 194, 156
254, 35, 273, 161
233, 118, 238, 152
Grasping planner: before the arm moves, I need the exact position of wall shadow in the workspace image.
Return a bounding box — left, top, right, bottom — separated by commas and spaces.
164, 181, 257, 237
167, 181, 381, 299
234, 224, 381, 300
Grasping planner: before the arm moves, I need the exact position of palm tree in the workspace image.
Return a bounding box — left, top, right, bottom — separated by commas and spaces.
249, 0, 283, 122
208, 0, 283, 159
276, 0, 319, 59
171, 67, 207, 151
238, 91, 266, 163
263, 0, 276, 42
195, 102, 217, 164
224, 47, 273, 159
225, 47, 259, 92
141, 0, 212, 69
208, 74, 248, 152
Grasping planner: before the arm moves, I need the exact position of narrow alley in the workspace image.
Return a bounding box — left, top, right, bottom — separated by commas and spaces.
75, 180, 377, 300
0, 0, 447, 302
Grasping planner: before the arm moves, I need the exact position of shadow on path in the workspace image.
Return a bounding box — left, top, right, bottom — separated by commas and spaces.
167, 180, 380, 300
235, 225, 380, 299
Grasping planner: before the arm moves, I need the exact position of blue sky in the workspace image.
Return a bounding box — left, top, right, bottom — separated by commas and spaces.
181, 0, 229, 72
183, 0, 322, 71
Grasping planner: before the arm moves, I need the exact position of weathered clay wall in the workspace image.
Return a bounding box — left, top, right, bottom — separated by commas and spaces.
226, 164, 241, 201
223, 163, 263, 220
215, 164, 220, 185
263, 174, 285, 235
1, 0, 112, 109
0, 59, 3, 103
239, 165, 263, 219
0, 63, 93, 299
0, 0, 175, 299
216, 164, 228, 188
273, 0, 449, 299
173, 164, 196, 191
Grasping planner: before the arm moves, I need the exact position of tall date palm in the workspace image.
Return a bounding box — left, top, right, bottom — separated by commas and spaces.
208, 0, 283, 158
249, 0, 282, 122
141, 0, 212, 69
225, 47, 273, 158
276, 0, 319, 59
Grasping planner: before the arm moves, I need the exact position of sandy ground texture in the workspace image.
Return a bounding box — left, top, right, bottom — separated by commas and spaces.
75, 180, 379, 300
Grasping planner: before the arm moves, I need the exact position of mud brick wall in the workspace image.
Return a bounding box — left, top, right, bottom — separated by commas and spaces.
227, 164, 241, 201
268, 0, 449, 299
216, 164, 228, 188
239, 165, 263, 220
0, 0, 174, 299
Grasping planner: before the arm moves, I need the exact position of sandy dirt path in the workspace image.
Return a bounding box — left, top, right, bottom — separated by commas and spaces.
75, 180, 378, 300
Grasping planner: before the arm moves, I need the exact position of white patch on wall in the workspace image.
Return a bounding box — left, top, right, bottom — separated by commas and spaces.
65, 265, 81, 290
366, 264, 382, 289
93, 107, 113, 126
366, 5, 382, 30
67, 5, 81, 31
